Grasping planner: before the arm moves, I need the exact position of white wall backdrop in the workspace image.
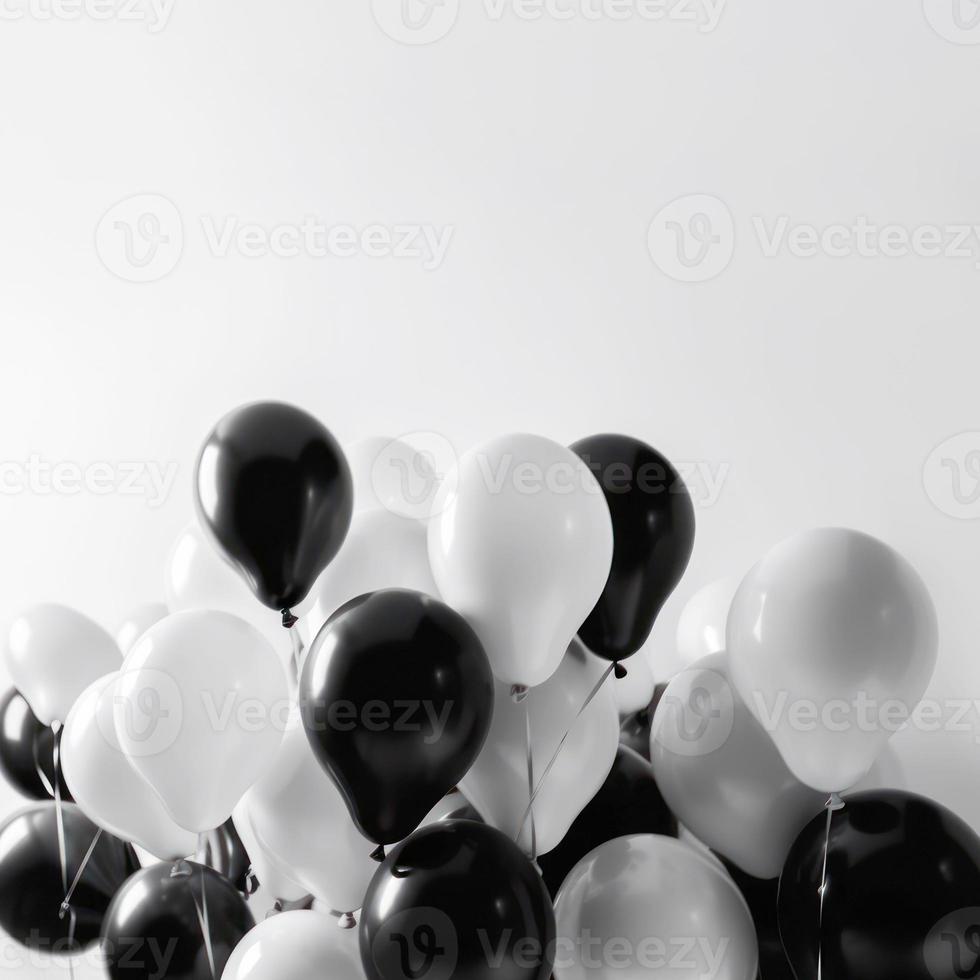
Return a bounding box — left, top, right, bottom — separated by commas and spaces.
1, 0, 980, 974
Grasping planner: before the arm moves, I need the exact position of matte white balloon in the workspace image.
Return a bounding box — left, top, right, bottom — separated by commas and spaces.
115, 602, 168, 655
675, 577, 739, 666
221, 909, 363, 980
345, 435, 438, 520
237, 716, 376, 913
4, 603, 121, 726
61, 673, 196, 860
428, 434, 613, 688
613, 653, 655, 715
232, 800, 308, 903
302, 507, 438, 639
554, 834, 758, 980
460, 639, 619, 856
114, 610, 289, 833
650, 652, 825, 879
727, 528, 938, 793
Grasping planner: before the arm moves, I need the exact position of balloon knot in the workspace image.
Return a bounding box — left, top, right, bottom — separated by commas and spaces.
245, 868, 259, 897
58, 902, 70, 921
370, 844, 386, 862
170, 859, 192, 879
510, 684, 528, 704
614, 662, 628, 680
281, 609, 298, 628
827, 793, 846, 812
338, 911, 357, 929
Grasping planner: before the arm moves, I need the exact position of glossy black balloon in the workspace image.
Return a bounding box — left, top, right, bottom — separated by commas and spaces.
204, 819, 252, 894
778, 790, 980, 980
0, 688, 71, 802
720, 857, 793, 980
195, 401, 353, 611
537, 745, 677, 897
571, 434, 695, 662
0, 802, 138, 953
102, 861, 255, 980
301, 589, 494, 844
618, 683, 667, 761
360, 820, 555, 980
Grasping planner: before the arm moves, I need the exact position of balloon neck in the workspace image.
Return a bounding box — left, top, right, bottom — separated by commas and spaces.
510, 684, 528, 704
826, 792, 846, 812
370, 844, 386, 862
281, 608, 299, 629
337, 911, 357, 929
614, 662, 628, 680
244, 867, 259, 897
170, 859, 193, 879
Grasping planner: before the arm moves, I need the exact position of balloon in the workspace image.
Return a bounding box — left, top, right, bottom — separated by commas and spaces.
554, 834, 757, 980
61, 673, 196, 860
232, 800, 308, 903
345, 435, 438, 520
223, 909, 363, 980
612, 650, 655, 715
205, 818, 253, 895
166, 522, 297, 668
302, 507, 438, 639
102, 861, 255, 980
719, 857, 793, 980
237, 718, 376, 912
675, 577, 739, 666
4, 603, 121, 726
0, 802, 138, 953
194, 401, 354, 614
301, 589, 493, 845
618, 684, 666, 761
571, 435, 695, 664
649, 652, 825, 879
115, 601, 168, 655
779, 789, 980, 980
460, 639, 619, 856
728, 528, 939, 792
0, 687, 67, 801
428, 433, 613, 688
360, 820, 555, 980
114, 610, 289, 832
537, 746, 678, 897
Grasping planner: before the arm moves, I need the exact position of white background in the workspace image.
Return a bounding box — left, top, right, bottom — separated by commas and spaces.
2, 0, 980, 974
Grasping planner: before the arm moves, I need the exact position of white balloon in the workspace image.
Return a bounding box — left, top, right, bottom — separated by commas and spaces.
461, 640, 619, 856
238, 715, 376, 913
114, 610, 289, 833
727, 528, 938, 793
650, 652, 825, 879
613, 654, 655, 715
303, 508, 438, 639
61, 673, 196, 860
115, 602, 169, 654
345, 436, 438, 520
221, 909, 363, 980
232, 801, 308, 903
165, 522, 296, 668
4, 603, 121, 726
675, 577, 739, 666
428, 434, 613, 688
554, 834, 758, 980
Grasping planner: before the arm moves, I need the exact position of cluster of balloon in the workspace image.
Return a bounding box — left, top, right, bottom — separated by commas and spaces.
779, 790, 980, 980
360, 820, 556, 980
537, 745, 677, 897
300, 589, 494, 851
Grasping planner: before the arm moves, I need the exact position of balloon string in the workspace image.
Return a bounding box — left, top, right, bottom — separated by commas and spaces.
288, 628, 305, 688
61, 829, 103, 913
190, 835, 217, 980
50, 722, 75, 980
816, 793, 844, 980
523, 695, 537, 860
514, 662, 615, 843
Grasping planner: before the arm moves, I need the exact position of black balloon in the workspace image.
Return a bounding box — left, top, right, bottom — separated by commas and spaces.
0, 688, 71, 802
360, 820, 555, 980
102, 861, 255, 980
538, 745, 677, 897
779, 789, 980, 980
571, 434, 695, 663
301, 589, 494, 844
0, 802, 138, 953
195, 401, 353, 613
204, 818, 252, 894
720, 856, 793, 980
618, 683, 667, 761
